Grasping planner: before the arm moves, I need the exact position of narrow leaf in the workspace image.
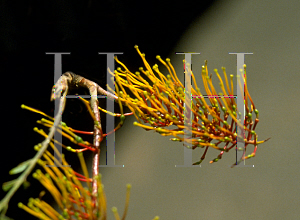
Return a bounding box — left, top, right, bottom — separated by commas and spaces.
2, 179, 17, 192
9, 159, 32, 175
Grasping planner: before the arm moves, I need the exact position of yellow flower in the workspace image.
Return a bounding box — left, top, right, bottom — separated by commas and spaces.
112, 46, 269, 166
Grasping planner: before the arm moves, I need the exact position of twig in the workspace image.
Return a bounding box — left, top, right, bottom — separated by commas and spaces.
0, 86, 68, 217
51, 71, 117, 215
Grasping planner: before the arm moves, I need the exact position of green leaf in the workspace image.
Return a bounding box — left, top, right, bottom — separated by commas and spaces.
9, 159, 32, 175
2, 179, 17, 192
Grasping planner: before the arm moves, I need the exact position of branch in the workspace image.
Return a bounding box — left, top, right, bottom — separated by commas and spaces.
51, 72, 113, 214
0, 86, 68, 217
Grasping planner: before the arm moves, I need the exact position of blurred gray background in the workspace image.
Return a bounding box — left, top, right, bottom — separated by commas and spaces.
96, 0, 300, 219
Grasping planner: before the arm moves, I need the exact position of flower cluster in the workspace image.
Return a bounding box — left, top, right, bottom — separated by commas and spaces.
1, 45, 268, 220
112, 46, 269, 166
15, 106, 133, 220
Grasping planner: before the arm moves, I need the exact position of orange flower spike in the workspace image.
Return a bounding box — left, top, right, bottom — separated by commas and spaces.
37, 159, 65, 193
63, 158, 93, 218
36, 121, 91, 151
21, 104, 54, 121
30, 198, 60, 220
219, 93, 244, 131
168, 101, 183, 118
113, 67, 128, 96
156, 56, 175, 82
41, 145, 63, 170
191, 70, 201, 96
112, 46, 268, 165
40, 200, 62, 220
112, 207, 121, 220
55, 127, 75, 143
213, 69, 232, 108
18, 202, 52, 220
65, 179, 82, 215
124, 68, 144, 85
154, 56, 168, 83
77, 152, 91, 191
79, 95, 127, 119
133, 121, 157, 131
198, 97, 221, 126
243, 64, 256, 111
38, 173, 62, 206
114, 76, 125, 114
121, 69, 142, 89
60, 167, 82, 209
125, 96, 147, 119
137, 67, 154, 86
214, 69, 229, 97
96, 175, 107, 218
115, 79, 129, 99
221, 67, 236, 108
206, 76, 222, 108
122, 82, 141, 101
145, 94, 164, 113
174, 91, 186, 114
221, 67, 232, 94
164, 79, 184, 111
183, 62, 200, 98
236, 74, 248, 114
33, 124, 71, 152
124, 102, 142, 123
230, 73, 237, 100
121, 184, 132, 220
166, 58, 183, 88
114, 56, 132, 74
203, 61, 213, 95
136, 67, 155, 85
201, 66, 213, 105
32, 170, 64, 209
38, 118, 77, 140
134, 45, 155, 76
41, 154, 70, 206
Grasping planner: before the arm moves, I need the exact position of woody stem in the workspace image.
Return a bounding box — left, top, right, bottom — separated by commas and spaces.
91, 95, 101, 213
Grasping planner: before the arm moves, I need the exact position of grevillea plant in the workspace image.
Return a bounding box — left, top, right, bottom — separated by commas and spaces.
16, 105, 135, 220
0, 103, 141, 220
0, 46, 268, 219
112, 46, 269, 165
